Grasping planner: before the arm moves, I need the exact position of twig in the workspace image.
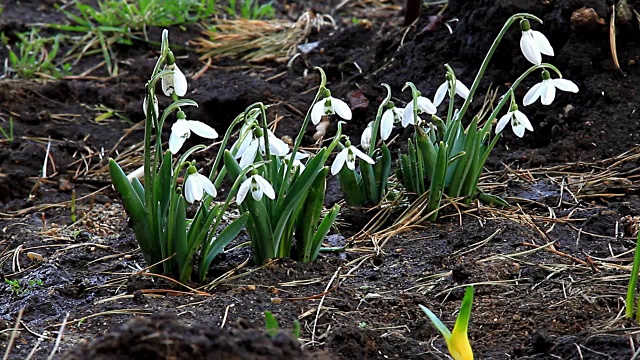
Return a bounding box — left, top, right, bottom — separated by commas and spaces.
2, 308, 24, 360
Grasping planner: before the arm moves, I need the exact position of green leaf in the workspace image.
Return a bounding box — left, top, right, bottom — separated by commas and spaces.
199, 212, 249, 281
294, 168, 328, 261
338, 165, 366, 206
307, 204, 340, 262
108, 159, 145, 223
427, 142, 448, 221
173, 197, 189, 281
419, 304, 452, 341
264, 311, 279, 337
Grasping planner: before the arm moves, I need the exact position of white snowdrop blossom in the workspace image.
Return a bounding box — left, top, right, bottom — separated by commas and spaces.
433, 79, 470, 107
184, 169, 217, 204
286, 152, 310, 172
380, 105, 403, 140
236, 174, 275, 205
496, 106, 533, 138
142, 95, 159, 119
311, 92, 352, 125
361, 122, 373, 151
161, 60, 188, 97
402, 96, 437, 127
169, 115, 219, 154
523, 71, 579, 106
331, 144, 375, 175
519, 19, 554, 65
237, 130, 290, 169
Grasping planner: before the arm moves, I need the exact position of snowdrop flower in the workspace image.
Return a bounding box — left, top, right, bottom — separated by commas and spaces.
361, 122, 373, 151
142, 95, 159, 118
184, 166, 217, 204
496, 104, 533, 138
380, 103, 403, 140
169, 111, 218, 154
286, 152, 310, 172
237, 174, 275, 205
402, 96, 437, 127
523, 70, 579, 106
433, 78, 470, 107
161, 51, 188, 97
331, 142, 375, 175
311, 89, 352, 125
519, 19, 554, 65
237, 129, 290, 169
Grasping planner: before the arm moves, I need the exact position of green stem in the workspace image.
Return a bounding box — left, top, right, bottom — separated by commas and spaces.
627, 231, 640, 319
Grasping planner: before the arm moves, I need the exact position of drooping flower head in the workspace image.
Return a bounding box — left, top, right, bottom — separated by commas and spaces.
402, 96, 437, 127
523, 70, 579, 106
496, 103, 533, 138
236, 174, 276, 205
311, 89, 352, 125
380, 101, 404, 140
433, 73, 470, 107
519, 19, 554, 65
331, 139, 375, 175
169, 110, 219, 154
184, 165, 217, 204
235, 127, 290, 169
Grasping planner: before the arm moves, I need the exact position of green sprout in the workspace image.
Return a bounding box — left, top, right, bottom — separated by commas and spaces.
626, 230, 640, 320
5, 278, 44, 296
420, 286, 474, 360
264, 311, 301, 339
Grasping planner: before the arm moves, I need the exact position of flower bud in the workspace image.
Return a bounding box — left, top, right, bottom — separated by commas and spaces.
520, 19, 531, 31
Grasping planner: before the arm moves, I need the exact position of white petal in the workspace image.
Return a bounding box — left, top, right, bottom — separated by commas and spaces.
331, 149, 348, 175
236, 178, 251, 205
234, 131, 254, 159
169, 120, 191, 154
512, 121, 526, 138
126, 166, 145, 182
523, 82, 543, 106
254, 175, 275, 200
161, 69, 173, 96
417, 96, 437, 114
346, 155, 356, 170
239, 140, 259, 169
351, 146, 375, 164
172, 65, 188, 97
186, 120, 218, 139
251, 186, 264, 201
311, 99, 326, 125
455, 80, 470, 99
402, 103, 415, 127
267, 132, 290, 156
531, 30, 554, 56
169, 133, 186, 154
433, 82, 448, 107
514, 110, 533, 131
495, 112, 511, 134
331, 97, 352, 121
380, 110, 394, 140
184, 175, 201, 203
541, 80, 556, 105
196, 173, 217, 198
552, 78, 579, 93
361, 124, 372, 151
520, 31, 541, 65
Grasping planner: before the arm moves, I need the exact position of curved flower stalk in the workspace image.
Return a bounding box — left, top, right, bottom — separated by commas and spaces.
335, 84, 395, 206
224, 75, 342, 264
396, 13, 578, 221
109, 30, 249, 283
420, 286, 475, 360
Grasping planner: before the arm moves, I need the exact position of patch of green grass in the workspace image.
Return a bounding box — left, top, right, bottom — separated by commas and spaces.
4, 278, 43, 296
50, 0, 217, 75
225, 0, 275, 20
4, 29, 71, 79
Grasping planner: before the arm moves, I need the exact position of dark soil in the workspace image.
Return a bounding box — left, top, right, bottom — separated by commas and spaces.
2, 0, 640, 359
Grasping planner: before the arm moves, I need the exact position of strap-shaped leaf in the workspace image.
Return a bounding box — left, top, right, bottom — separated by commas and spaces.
338, 165, 366, 206
294, 168, 328, 261
199, 212, 250, 281
427, 142, 448, 221
109, 159, 145, 223
307, 203, 340, 262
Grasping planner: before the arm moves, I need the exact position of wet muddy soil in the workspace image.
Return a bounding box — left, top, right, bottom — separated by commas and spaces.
2, 0, 640, 359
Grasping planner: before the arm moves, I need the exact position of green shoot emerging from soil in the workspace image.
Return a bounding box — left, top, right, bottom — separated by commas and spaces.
420, 286, 475, 360
225, 0, 275, 20
626, 230, 640, 320
396, 13, 578, 220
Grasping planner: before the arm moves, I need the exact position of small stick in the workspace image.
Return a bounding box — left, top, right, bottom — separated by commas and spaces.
2, 308, 24, 360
